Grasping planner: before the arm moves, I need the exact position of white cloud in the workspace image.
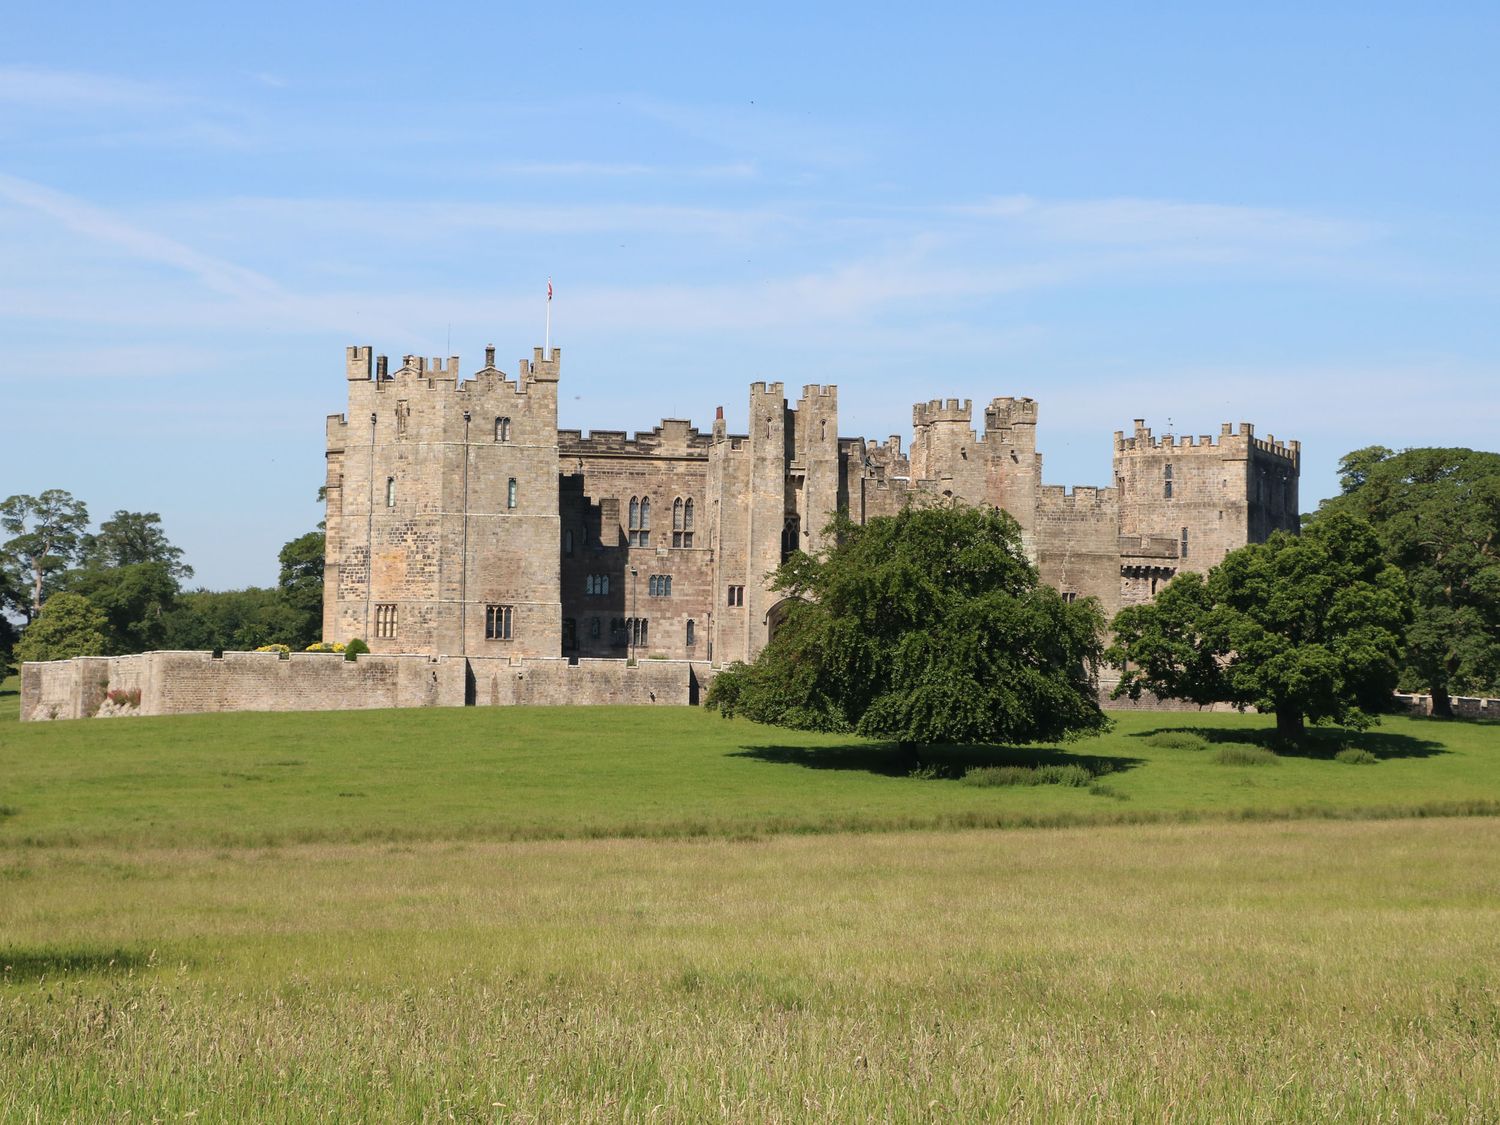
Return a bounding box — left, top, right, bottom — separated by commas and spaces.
0, 65, 174, 109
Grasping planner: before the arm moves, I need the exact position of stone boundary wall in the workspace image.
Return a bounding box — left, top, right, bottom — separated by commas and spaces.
1094, 674, 1250, 713
21, 651, 464, 721
1393, 692, 1500, 720
20, 652, 717, 720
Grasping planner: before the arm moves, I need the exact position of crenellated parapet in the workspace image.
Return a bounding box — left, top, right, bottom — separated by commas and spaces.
559, 420, 711, 458
913, 398, 974, 426
1115, 419, 1300, 465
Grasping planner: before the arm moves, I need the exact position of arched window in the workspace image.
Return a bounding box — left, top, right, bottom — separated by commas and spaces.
781, 515, 800, 562
496, 417, 511, 442
507, 478, 517, 509
386, 477, 396, 507
686, 619, 696, 646
1164, 463, 1174, 500
672, 497, 694, 548
820, 418, 827, 441
1180, 526, 1189, 560
629, 496, 650, 546
564, 528, 574, 557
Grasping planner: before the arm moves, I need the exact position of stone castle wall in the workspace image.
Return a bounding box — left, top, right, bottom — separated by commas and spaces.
21, 652, 715, 721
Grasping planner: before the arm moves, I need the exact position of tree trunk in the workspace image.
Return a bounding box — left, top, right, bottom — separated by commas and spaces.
1430, 685, 1453, 719
1275, 709, 1305, 742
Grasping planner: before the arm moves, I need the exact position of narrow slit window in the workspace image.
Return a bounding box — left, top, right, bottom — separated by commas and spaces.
1163, 463, 1173, 500
496, 417, 511, 442
507, 478, 517, 509
1181, 526, 1189, 560
686, 619, 696, 646
385, 477, 396, 507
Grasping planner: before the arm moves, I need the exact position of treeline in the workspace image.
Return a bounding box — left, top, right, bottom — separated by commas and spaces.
0, 490, 325, 675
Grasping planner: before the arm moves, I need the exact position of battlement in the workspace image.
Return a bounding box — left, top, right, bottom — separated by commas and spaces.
1039, 484, 1115, 510
1114, 418, 1300, 462
346, 345, 372, 381
523, 346, 561, 384
913, 398, 973, 425
983, 396, 1037, 429
798, 384, 837, 401
749, 381, 786, 399
559, 420, 711, 458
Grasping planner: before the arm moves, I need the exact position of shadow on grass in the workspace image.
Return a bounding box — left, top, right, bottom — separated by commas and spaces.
0, 946, 156, 983
1129, 724, 1447, 761
731, 742, 1144, 781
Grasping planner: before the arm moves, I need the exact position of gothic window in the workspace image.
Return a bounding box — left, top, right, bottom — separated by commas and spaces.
1164, 463, 1174, 500
686, 619, 696, 646
610, 617, 627, 647
590, 616, 601, 638
629, 496, 651, 546
781, 515, 801, 562
672, 497, 696, 548
1061, 592, 1078, 604
507, 478, 517, 509
586, 574, 610, 596
386, 477, 396, 507
648, 574, 672, 597
496, 417, 511, 442
727, 584, 745, 607
564, 528, 574, 557
1181, 526, 1189, 560
374, 603, 397, 638
485, 604, 513, 641
625, 618, 649, 646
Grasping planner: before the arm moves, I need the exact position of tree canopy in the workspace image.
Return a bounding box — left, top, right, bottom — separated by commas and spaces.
13, 592, 109, 663
707, 504, 1110, 747
1107, 512, 1410, 739
276, 531, 325, 649
1, 490, 89, 621
79, 510, 194, 579
1311, 446, 1500, 715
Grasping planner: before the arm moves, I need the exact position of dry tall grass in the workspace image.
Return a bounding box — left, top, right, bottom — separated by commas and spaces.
4, 818, 1498, 1121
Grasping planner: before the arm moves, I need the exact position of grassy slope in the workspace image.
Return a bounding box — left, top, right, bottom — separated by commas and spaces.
1, 698, 1497, 847
3, 819, 1499, 1120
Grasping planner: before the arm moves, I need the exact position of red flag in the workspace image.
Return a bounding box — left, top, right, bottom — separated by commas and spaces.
547, 278, 553, 301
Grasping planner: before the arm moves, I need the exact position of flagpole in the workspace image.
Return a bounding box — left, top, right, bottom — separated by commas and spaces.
545, 277, 552, 355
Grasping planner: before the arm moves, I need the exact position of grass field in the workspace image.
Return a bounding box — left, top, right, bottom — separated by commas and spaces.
3, 677, 1499, 1120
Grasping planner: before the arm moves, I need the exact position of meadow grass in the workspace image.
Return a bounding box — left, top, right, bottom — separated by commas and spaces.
2, 819, 1499, 1121
2, 684, 1498, 848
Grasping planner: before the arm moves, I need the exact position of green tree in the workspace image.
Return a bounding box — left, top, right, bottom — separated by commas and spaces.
707, 504, 1110, 747
1312, 446, 1500, 716
161, 587, 307, 652
1107, 512, 1410, 740
14, 592, 109, 663
277, 530, 325, 649
1, 490, 90, 621
79, 511, 193, 580
56, 562, 182, 654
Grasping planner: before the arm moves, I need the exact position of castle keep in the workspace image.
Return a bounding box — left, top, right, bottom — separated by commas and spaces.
323, 345, 1301, 666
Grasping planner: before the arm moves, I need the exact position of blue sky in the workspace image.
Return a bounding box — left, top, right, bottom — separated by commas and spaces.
3, 2, 1497, 588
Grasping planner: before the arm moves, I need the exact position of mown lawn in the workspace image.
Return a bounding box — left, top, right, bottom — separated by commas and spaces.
1, 684, 1497, 847
3, 819, 1499, 1120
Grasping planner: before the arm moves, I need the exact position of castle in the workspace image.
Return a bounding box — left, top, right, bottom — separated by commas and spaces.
21, 340, 1303, 721
322, 344, 1301, 665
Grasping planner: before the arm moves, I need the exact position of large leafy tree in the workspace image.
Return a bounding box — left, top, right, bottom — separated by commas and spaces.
1, 490, 89, 621
708, 504, 1110, 747
1107, 512, 1410, 739
56, 562, 182, 654
13, 592, 109, 663
1311, 446, 1500, 716
277, 530, 325, 649
161, 587, 308, 652
79, 511, 194, 580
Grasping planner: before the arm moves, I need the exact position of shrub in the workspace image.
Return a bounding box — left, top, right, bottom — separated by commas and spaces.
1335, 747, 1378, 765
254, 644, 290, 655
104, 688, 141, 708
304, 642, 347, 653
1213, 744, 1279, 766
343, 639, 369, 661
962, 764, 1092, 788
1144, 731, 1207, 751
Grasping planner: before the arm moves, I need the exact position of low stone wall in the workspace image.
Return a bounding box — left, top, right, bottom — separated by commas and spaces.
20, 652, 716, 720
467, 657, 714, 707
1393, 692, 1500, 720
1095, 674, 1250, 713
21, 651, 464, 720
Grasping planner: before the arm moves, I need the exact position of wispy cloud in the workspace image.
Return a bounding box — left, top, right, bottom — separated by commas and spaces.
487, 159, 758, 179
0, 173, 281, 300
